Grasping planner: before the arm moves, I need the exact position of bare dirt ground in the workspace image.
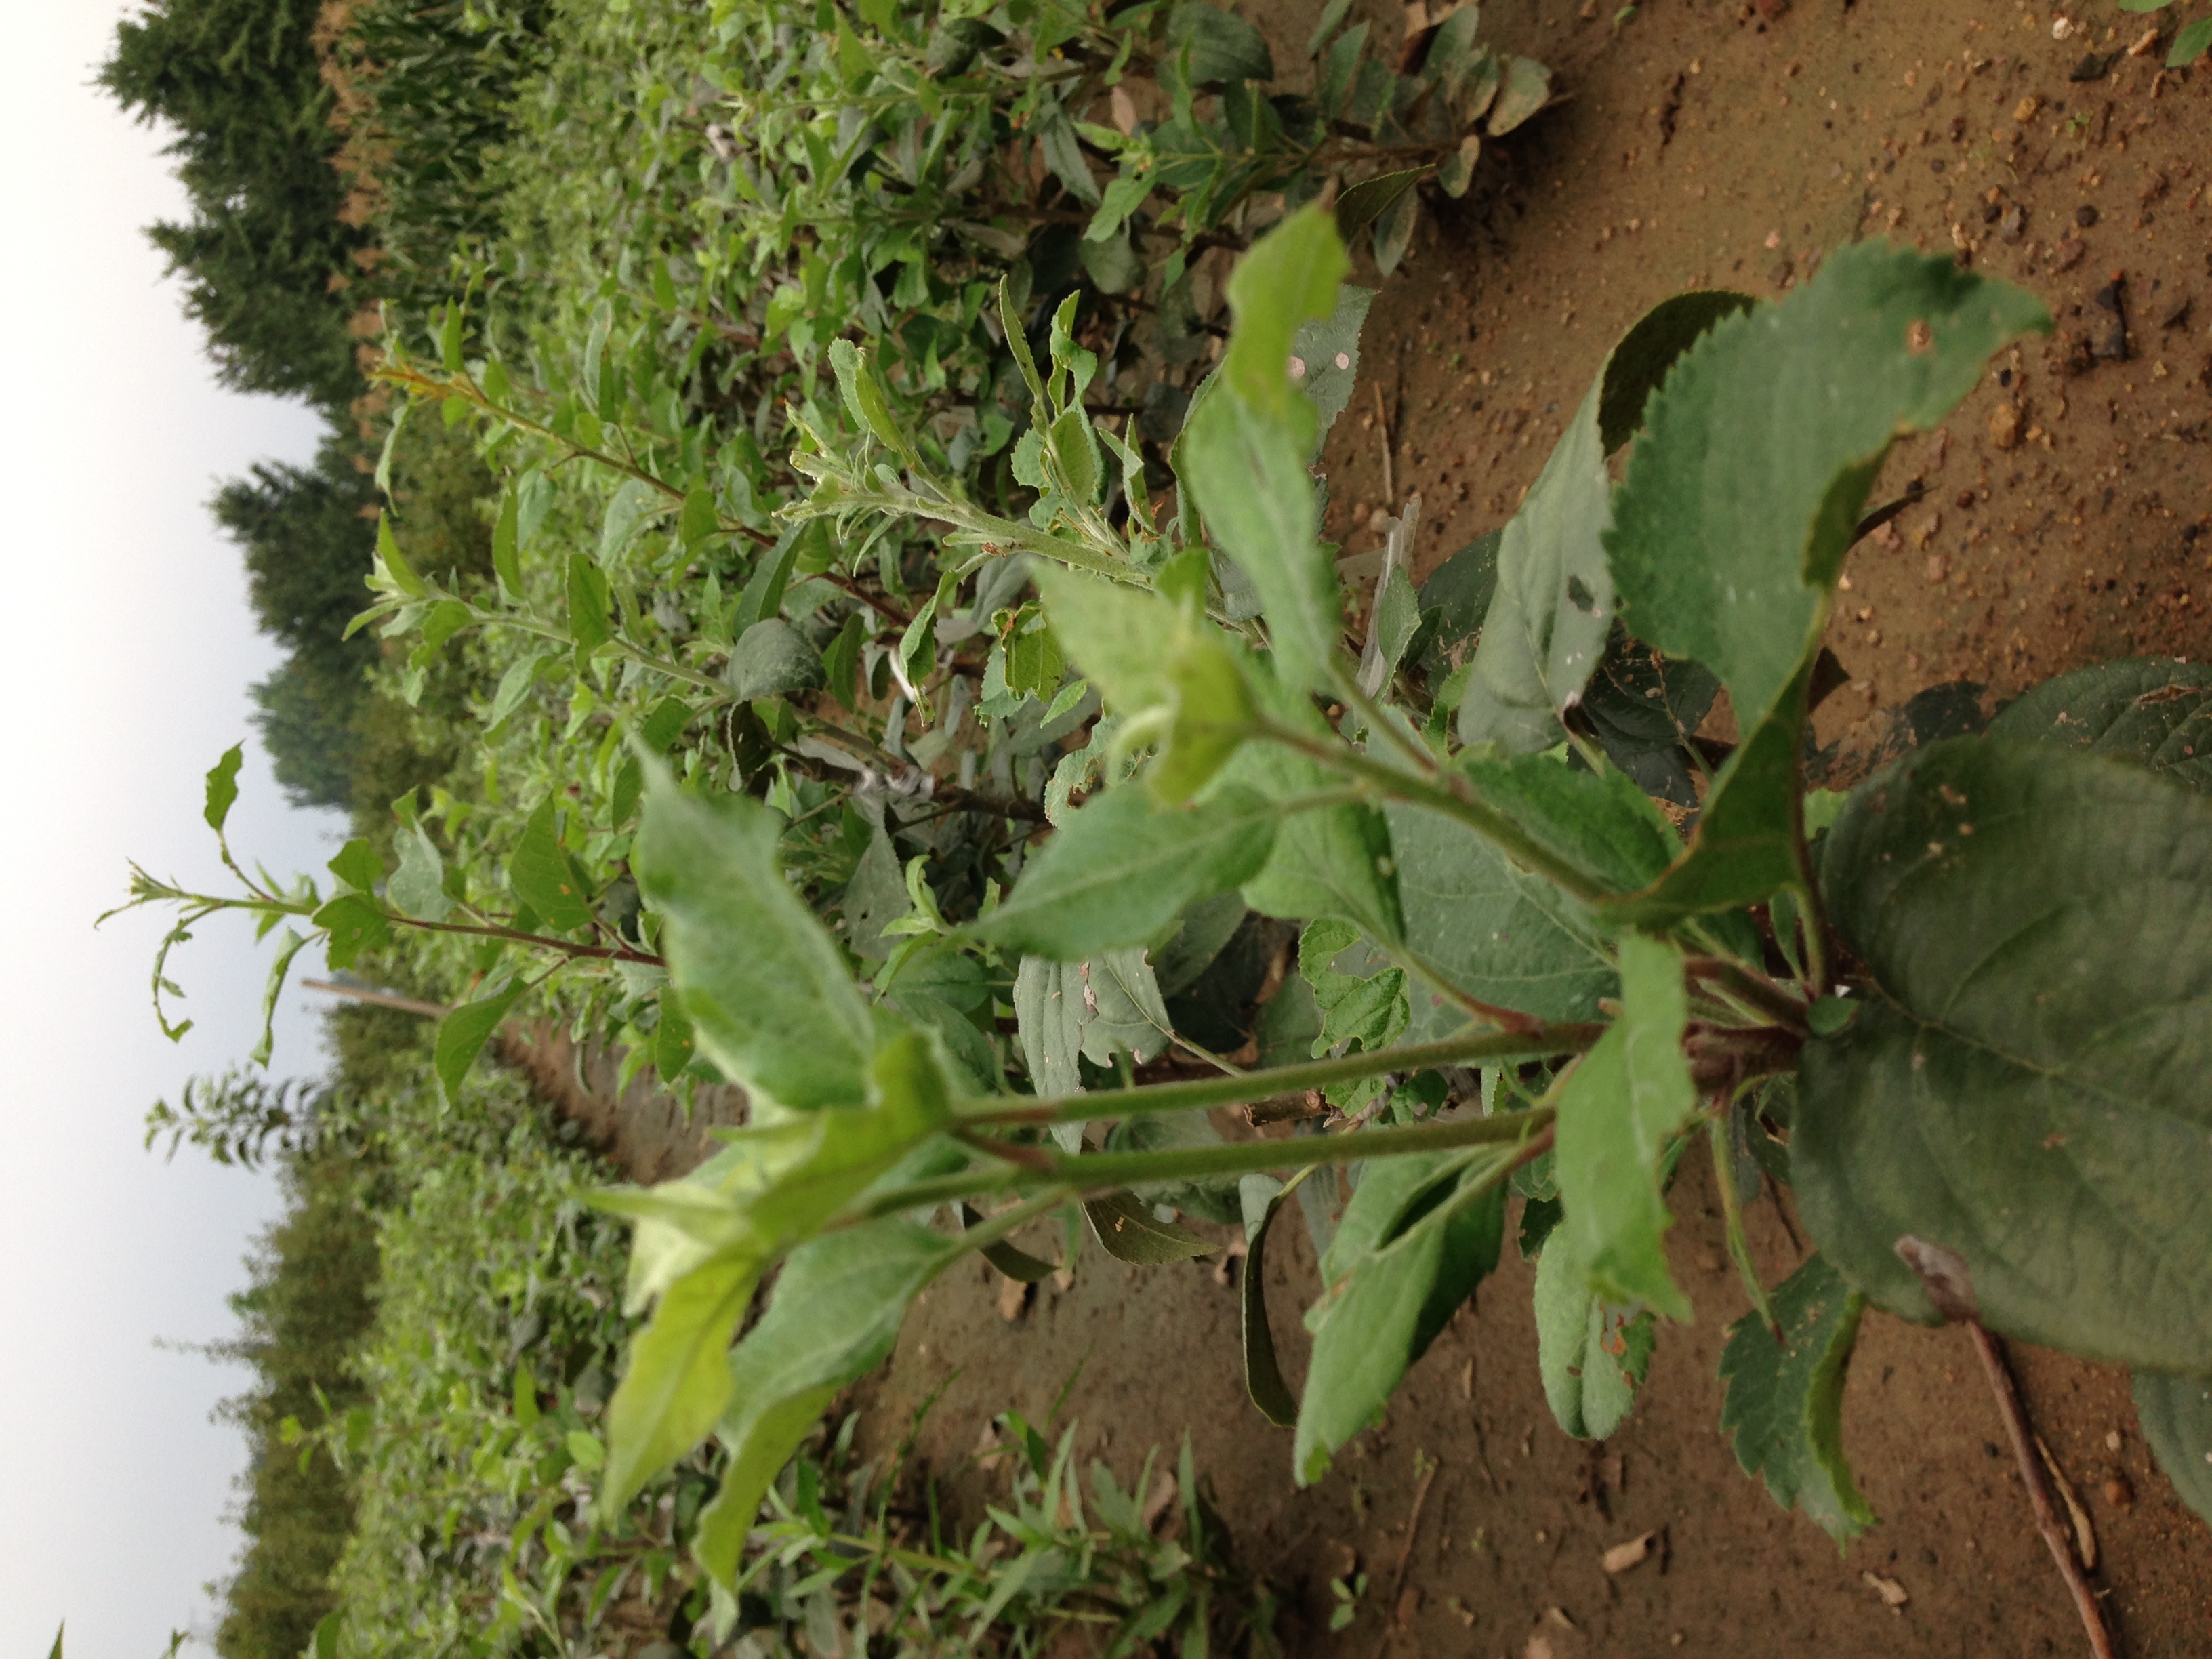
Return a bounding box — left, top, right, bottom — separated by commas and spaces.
852, 0, 2212, 1654
586, 0, 2212, 1648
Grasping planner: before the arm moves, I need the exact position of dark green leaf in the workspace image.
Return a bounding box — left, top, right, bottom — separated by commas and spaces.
1595, 291, 1756, 452
1718, 1252, 1876, 1540
1414, 531, 1501, 673
1986, 657, 2212, 792
1554, 933, 1696, 1319
567, 553, 614, 656
635, 770, 878, 1110
638, 695, 693, 753
1461, 753, 1678, 897
964, 1203, 1058, 1283
1168, 0, 1273, 82
509, 798, 596, 933
1797, 738, 2212, 1370
2132, 1370, 2212, 1528
610, 755, 644, 828
203, 744, 244, 835
1578, 640, 1720, 806
655, 990, 695, 1081
1333, 169, 1425, 245
434, 981, 527, 1106
976, 785, 1277, 959
1085, 1190, 1216, 1263
1239, 1175, 1302, 1427
724, 619, 826, 702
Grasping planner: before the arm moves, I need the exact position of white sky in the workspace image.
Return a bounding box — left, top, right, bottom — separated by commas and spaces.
0, 6, 352, 1654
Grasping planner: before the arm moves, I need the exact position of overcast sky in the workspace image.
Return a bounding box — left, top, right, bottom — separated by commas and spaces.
0, 7, 350, 1654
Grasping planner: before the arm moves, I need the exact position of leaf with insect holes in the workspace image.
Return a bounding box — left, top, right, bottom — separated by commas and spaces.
1719, 1252, 1876, 1540
203, 745, 245, 835
1797, 739, 2212, 1371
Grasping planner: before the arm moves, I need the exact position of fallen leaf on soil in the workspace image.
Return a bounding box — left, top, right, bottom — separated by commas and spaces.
1862, 1572, 1910, 1609
1601, 1532, 1654, 1572
997, 1277, 1031, 1322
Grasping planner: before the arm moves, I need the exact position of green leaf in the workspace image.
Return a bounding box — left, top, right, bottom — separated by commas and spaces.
1179, 205, 1351, 696
1168, 1, 1273, 81
327, 838, 385, 895
1385, 800, 1615, 1021
1555, 933, 1697, 1319
692, 1219, 959, 1580
827, 338, 917, 464
724, 619, 827, 702
1333, 169, 1424, 245
375, 512, 424, 596
203, 744, 244, 834
638, 695, 693, 754
2133, 1371, 2212, 1527
1534, 1238, 1654, 1439
679, 485, 720, 549
567, 553, 614, 656
1036, 106, 1101, 207
1718, 1252, 1875, 1540
510, 798, 596, 933
1296, 1151, 1507, 1481
312, 895, 390, 971
1013, 948, 1174, 1111
655, 990, 695, 1081
1986, 657, 2212, 792
1239, 1175, 1302, 1427
1084, 1191, 1216, 1264
2169, 15, 2212, 66
602, 1256, 756, 1516
492, 487, 522, 596
1292, 284, 1375, 444
1797, 738, 2212, 1370
976, 785, 1277, 960
1049, 406, 1101, 502
434, 981, 527, 1106
1484, 55, 1552, 134
1608, 244, 2046, 735
1461, 293, 1751, 753
610, 754, 644, 827
1028, 565, 1255, 804
389, 825, 451, 922
250, 930, 310, 1068
635, 769, 878, 1110
1462, 753, 1678, 897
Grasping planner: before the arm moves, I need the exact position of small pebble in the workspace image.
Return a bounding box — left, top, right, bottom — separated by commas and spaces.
2075, 204, 2100, 228
2103, 1477, 2134, 1509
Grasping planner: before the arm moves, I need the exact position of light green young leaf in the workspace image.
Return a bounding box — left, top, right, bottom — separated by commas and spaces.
1534, 1239, 1655, 1439
203, 744, 245, 835
975, 785, 1277, 960
1555, 932, 1696, 1319
375, 512, 424, 596
388, 825, 451, 922
692, 1218, 959, 1580
602, 1256, 757, 1517
2133, 1371, 2212, 1527
327, 838, 384, 895
827, 338, 918, 466
1718, 1252, 1875, 1540
434, 981, 526, 1107
1796, 738, 2212, 1371
311, 895, 390, 971
636, 769, 877, 1111
1179, 205, 1351, 695
1028, 565, 1255, 804
249, 929, 311, 1068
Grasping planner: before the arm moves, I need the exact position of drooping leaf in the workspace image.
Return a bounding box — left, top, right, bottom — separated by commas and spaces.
509, 797, 596, 934
1239, 1174, 1303, 1427
1554, 932, 1697, 1319
1296, 1149, 1508, 1481
1179, 205, 1351, 696
250, 929, 311, 1068
1986, 657, 2212, 792
1796, 738, 2212, 1370
635, 768, 878, 1111
692, 1219, 958, 1580
1084, 1190, 1216, 1263
1460, 293, 1751, 754
1533, 1237, 1654, 1439
434, 980, 527, 1107
976, 785, 1277, 959
1718, 1252, 1876, 1540
2132, 1370, 2212, 1528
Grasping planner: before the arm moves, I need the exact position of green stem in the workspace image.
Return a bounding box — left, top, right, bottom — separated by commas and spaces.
1683, 958, 1808, 1032
956, 1024, 1599, 1126
858, 1104, 1557, 1223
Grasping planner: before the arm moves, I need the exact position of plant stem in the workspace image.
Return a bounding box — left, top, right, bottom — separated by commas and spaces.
956, 1025, 1600, 1126
1966, 1322, 2117, 1659
854, 1105, 1557, 1223
1683, 958, 1809, 1031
